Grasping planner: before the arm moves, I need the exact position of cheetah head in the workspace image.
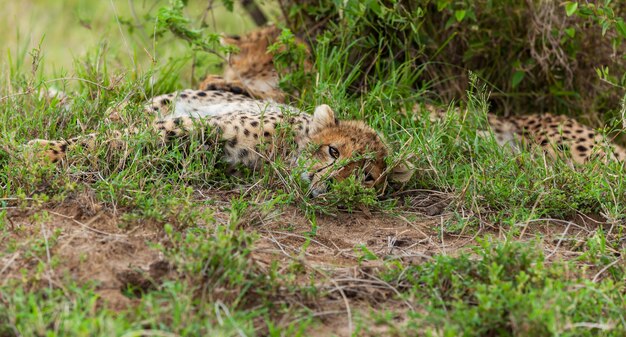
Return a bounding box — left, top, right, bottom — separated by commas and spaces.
302, 105, 414, 197
220, 26, 282, 101
220, 25, 311, 103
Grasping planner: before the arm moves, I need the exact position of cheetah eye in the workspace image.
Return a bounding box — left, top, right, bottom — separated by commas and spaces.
328, 146, 340, 159
364, 173, 375, 182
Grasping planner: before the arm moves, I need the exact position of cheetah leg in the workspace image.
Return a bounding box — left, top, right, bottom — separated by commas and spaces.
26, 129, 135, 163
28, 133, 99, 163
199, 74, 274, 100
27, 116, 212, 163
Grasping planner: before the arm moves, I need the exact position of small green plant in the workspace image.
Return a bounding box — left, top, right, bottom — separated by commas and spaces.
268, 27, 313, 97
318, 175, 379, 212
382, 240, 626, 336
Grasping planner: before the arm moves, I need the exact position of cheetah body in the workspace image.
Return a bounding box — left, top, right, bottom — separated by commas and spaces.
494, 113, 626, 164
200, 25, 311, 103
420, 104, 626, 164
148, 89, 314, 169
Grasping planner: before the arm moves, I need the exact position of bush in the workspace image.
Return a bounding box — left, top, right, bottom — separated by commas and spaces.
280, 0, 626, 123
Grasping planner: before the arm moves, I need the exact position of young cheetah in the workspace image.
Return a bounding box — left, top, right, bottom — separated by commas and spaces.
416, 103, 626, 164
199, 25, 311, 103
28, 79, 413, 197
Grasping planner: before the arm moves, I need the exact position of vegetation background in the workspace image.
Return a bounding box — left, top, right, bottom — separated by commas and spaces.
1, 0, 625, 336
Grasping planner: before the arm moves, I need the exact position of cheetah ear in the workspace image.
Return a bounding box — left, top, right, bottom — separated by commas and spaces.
311, 105, 338, 132
389, 157, 415, 183
220, 34, 241, 47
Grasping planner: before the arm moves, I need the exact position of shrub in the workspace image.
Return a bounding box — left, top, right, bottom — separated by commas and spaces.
280, 0, 626, 123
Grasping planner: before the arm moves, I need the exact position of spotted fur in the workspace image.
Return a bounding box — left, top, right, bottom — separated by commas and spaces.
414, 103, 626, 164
200, 25, 312, 103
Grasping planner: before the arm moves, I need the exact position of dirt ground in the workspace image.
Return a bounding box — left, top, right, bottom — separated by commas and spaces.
0, 189, 613, 336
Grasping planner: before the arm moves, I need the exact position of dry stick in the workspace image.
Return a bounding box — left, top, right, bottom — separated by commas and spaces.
47, 210, 126, 237
109, 0, 136, 69
267, 235, 293, 263
39, 221, 53, 290
240, 0, 268, 26
357, 272, 416, 311
261, 235, 354, 333
120, 330, 180, 337
263, 231, 300, 258
276, 0, 292, 28
325, 274, 353, 335
262, 230, 332, 250
0, 252, 20, 279
395, 213, 444, 256
547, 222, 572, 260
214, 301, 247, 337
592, 258, 623, 283
48, 77, 109, 90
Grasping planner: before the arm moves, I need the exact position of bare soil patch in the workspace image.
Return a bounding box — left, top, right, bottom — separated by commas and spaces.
1, 204, 165, 311
0, 189, 615, 335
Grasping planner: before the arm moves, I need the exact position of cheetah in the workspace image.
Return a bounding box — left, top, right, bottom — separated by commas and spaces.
199, 25, 311, 103
414, 103, 626, 164
28, 78, 413, 197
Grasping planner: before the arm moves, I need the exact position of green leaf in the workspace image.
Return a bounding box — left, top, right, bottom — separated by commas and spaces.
436, 0, 450, 12
511, 71, 525, 88
565, 2, 578, 16
455, 10, 466, 22
616, 19, 626, 39
358, 245, 378, 261
565, 27, 576, 38
221, 0, 234, 11
367, 0, 383, 16
595, 67, 603, 79
602, 20, 610, 36
444, 16, 456, 29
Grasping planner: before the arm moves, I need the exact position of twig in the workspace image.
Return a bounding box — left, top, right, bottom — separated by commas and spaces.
47, 210, 126, 237
0, 252, 20, 277
592, 258, 622, 283
240, 0, 268, 26
39, 221, 53, 289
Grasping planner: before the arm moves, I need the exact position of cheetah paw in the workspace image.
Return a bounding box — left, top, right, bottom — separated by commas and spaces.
26, 139, 67, 162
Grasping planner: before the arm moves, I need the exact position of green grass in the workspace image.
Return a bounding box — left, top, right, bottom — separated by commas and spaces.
382, 240, 625, 336
1, 1, 626, 336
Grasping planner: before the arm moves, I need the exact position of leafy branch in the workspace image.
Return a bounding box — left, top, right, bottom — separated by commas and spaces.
155, 0, 231, 59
